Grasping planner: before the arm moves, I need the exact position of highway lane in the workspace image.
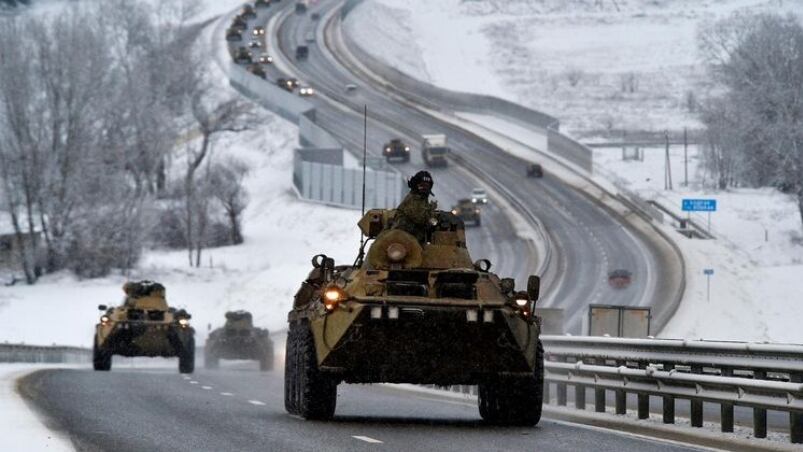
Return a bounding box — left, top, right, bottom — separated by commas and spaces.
19, 362, 701, 452
273, 2, 668, 334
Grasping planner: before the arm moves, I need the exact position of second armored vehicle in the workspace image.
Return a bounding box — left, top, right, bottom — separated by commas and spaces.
205, 311, 274, 370
451, 198, 481, 226
382, 138, 411, 162
93, 281, 195, 373
285, 209, 543, 424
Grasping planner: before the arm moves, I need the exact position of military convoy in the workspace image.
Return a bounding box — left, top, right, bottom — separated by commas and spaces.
285, 208, 543, 424
383, 138, 411, 162
93, 281, 195, 373
205, 311, 274, 371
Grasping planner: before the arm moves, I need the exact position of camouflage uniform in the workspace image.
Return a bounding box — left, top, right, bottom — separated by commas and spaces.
391, 192, 435, 244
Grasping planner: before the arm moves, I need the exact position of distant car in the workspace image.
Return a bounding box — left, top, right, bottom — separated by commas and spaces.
233, 47, 252, 64
527, 163, 544, 178
382, 138, 410, 162
231, 17, 247, 31
255, 0, 271, 8
452, 199, 481, 227
608, 269, 633, 289
298, 86, 315, 96
277, 77, 298, 92
247, 64, 267, 79
241, 5, 257, 19
252, 26, 266, 36
471, 188, 488, 204
226, 29, 243, 42
295, 45, 309, 60
345, 83, 358, 93
305, 31, 315, 43
295, 2, 307, 13
311, 12, 320, 21
258, 53, 273, 64
249, 39, 262, 48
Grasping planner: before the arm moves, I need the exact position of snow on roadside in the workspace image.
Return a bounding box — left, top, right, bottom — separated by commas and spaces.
0, 364, 77, 452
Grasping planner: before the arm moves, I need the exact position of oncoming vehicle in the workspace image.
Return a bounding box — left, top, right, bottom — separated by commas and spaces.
252, 26, 266, 36
305, 31, 315, 43
299, 86, 315, 96
205, 311, 274, 371
452, 198, 481, 226
295, 45, 309, 60
247, 64, 267, 79
608, 269, 633, 289
421, 134, 449, 167
255, 0, 271, 8
277, 77, 299, 92
233, 47, 252, 64
382, 138, 410, 162
258, 53, 273, 64
527, 163, 544, 178
471, 187, 488, 205
93, 281, 195, 373
311, 12, 320, 21
295, 1, 307, 13
285, 209, 544, 424
249, 39, 262, 49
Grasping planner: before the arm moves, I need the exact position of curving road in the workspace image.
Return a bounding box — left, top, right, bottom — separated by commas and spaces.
265, 1, 676, 335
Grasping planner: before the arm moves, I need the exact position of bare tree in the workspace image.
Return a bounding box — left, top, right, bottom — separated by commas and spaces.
209, 158, 250, 245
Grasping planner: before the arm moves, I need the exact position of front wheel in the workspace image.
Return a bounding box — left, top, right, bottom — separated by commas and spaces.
478, 340, 543, 426
179, 336, 195, 374
92, 336, 112, 371
293, 322, 337, 420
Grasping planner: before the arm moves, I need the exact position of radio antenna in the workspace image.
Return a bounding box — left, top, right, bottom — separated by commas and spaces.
356, 105, 368, 266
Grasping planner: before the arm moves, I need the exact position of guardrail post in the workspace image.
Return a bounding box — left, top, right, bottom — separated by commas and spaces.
791, 373, 803, 444
753, 369, 767, 438
544, 376, 551, 404
720, 367, 734, 433
574, 358, 586, 410
690, 364, 703, 427
594, 358, 606, 413
556, 356, 567, 406
615, 360, 626, 415
637, 362, 649, 419
662, 363, 675, 424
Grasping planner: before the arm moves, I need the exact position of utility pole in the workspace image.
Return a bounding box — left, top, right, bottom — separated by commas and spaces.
664, 131, 673, 190
683, 127, 688, 187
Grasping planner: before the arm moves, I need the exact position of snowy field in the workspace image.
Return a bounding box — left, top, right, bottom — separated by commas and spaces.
346, 0, 803, 342
345, 0, 803, 136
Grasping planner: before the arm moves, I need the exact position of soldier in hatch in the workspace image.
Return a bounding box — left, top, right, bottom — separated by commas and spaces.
389, 170, 437, 244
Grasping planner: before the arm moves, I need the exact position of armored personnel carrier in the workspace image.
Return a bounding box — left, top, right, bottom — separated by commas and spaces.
205, 310, 274, 371
93, 281, 195, 373
285, 209, 543, 424
451, 198, 481, 226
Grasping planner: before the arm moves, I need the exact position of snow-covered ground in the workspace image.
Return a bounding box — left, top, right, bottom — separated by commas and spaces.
346, 0, 803, 342
345, 0, 803, 136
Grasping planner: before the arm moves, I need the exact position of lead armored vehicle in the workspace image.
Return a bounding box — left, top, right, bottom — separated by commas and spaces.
285, 209, 543, 424
93, 281, 195, 373
451, 198, 481, 226
205, 310, 274, 370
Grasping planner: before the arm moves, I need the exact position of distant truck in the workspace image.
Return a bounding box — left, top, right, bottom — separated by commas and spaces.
421, 134, 449, 167
295, 45, 309, 60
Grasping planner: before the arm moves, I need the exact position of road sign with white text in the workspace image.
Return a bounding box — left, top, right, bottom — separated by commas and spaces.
682, 199, 717, 212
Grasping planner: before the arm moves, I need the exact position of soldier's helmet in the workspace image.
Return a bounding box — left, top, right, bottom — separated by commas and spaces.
408, 170, 433, 195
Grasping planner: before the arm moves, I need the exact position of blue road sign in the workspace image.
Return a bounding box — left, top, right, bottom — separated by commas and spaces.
683, 199, 717, 212
703, 269, 714, 275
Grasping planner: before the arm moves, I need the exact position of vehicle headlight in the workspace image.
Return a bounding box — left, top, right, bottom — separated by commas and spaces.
178, 318, 190, 327
451, 209, 458, 215
386, 242, 407, 262
404, 146, 410, 151
323, 286, 347, 311
515, 298, 528, 307
472, 198, 477, 203
100, 315, 110, 325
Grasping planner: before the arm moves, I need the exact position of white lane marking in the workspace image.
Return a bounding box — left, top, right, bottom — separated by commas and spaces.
248, 400, 266, 406
220, 392, 234, 396
182, 376, 191, 380
189, 381, 199, 385
202, 386, 212, 390
352, 436, 383, 444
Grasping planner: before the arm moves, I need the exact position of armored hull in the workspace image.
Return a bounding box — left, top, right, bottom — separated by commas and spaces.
205, 311, 274, 370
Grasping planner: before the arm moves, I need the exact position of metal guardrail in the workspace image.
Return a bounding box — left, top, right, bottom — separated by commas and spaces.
0, 343, 91, 364
542, 335, 803, 444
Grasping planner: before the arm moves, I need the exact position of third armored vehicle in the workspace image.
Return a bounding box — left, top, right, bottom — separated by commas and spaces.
233, 47, 252, 64
205, 311, 274, 370
285, 209, 543, 424
382, 138, 411, 162
93, 281, 195, 373
451, 198, 481, 226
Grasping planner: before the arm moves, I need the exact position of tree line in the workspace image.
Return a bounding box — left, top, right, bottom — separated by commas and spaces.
698, 12, 803, 225
0, 0, 260, 283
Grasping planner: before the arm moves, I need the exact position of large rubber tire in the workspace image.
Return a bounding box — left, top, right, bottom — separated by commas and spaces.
295, 322, 337, 420
204, 347, 219, 370
284, 326, 298, 414
179, 336, 195, 374
92, 336, 112, 371
478, 340, 543, 426
260, 342, 274, 371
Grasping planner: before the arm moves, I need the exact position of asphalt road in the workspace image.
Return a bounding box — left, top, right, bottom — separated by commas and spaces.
19, 360, 701, 452
265, 0, 675, 335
